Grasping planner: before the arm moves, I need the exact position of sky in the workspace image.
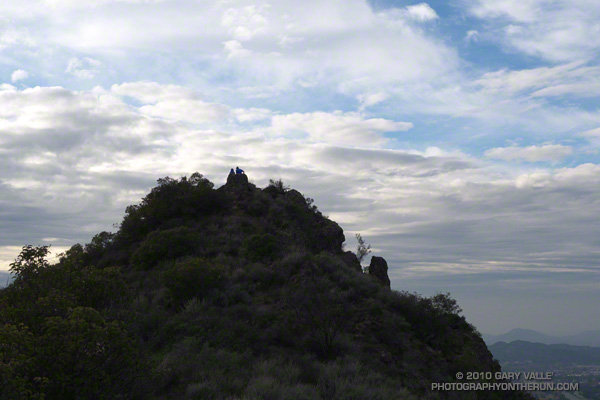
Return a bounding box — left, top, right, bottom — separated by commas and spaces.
1, 0, 600, 336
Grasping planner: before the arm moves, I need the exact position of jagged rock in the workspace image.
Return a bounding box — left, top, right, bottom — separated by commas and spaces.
369, 256, 391, 288
226, 172, 250, 187
278, 188, 344, 254
219, 173, 256, 202
340, 251, 363, 272
284, 189, 307, 206
313, 217, 345, 254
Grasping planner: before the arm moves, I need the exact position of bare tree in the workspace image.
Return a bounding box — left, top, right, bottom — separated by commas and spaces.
355, 233, 371, 263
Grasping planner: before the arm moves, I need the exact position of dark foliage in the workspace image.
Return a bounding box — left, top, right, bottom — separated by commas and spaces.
0, 172, 533, 400
1, 246, 140, 400
163, 257, 227, 307
242, 233, 279, 261
130, 226, 202, 269
264, 178, 290, 196
118, 173, 228, 245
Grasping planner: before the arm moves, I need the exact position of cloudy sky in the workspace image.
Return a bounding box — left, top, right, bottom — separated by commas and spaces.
1, 0, 600, 335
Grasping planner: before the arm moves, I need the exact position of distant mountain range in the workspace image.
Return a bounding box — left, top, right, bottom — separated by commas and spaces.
483, 328, 600, 347
489, 340, 600, 366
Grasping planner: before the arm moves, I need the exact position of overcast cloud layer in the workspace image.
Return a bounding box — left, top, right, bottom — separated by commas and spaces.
1, 0, 600, 335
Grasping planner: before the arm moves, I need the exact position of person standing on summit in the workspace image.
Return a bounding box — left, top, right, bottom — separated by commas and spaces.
235, 166, 245, 175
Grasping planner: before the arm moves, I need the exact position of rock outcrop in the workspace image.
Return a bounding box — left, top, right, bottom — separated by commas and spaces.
283, 189, 306, 206
219, 173, 256, 205
280, 189, 345, 253
224, 172, 251, 189
312, 217, 345, 254
340, 251, 363, 272
369, 255, 391, 288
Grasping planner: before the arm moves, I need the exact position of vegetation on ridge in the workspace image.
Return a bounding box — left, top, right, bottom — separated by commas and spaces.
0, 173, 533, 399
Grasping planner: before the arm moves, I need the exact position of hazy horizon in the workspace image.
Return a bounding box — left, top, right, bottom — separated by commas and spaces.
1, 0, 600, 336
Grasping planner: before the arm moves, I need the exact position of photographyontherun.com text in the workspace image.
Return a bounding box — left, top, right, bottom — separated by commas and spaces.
432, 382, 579, 391
432, 371, 579, 391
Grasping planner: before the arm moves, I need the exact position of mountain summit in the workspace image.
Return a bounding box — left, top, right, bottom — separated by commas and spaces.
0, 173, 532, 399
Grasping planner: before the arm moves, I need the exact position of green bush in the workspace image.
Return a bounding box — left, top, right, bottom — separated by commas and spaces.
242, 233, 279, 262
71, 266, 128, 310
37, 307, 138, 399
315, 358, 417, 400
118, 173, 228, 244
0, 307, 139, 400
163, 258, 227, 306
131, 227, 202, 269
0, 323, 43, 400
247, 198, 269, 217
3, 246, 128, 330
264, 179, 289, 196
155, 340, 251, 398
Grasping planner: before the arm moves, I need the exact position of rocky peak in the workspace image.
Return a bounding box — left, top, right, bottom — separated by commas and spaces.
340, 251, 363, 272
369, 255, 391, 288
226, 172, 250, 187
219, 173, 256, 201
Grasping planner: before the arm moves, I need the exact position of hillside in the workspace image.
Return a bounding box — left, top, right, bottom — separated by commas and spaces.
0, 173, 533, 400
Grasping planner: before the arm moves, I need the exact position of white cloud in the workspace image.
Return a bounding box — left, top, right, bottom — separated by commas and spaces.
448, 60, 600, 132
270, 111, 413, 147
223, 40, 251, 59
0, 29, 36, 50
580, 127, 600, 138
221, 5, 269, 42
0, 0, 597, 141
382, 66, 600, 135
233, 108, 272, 122
11, 69, 28, 83
404, 3, 439, 22
357, 92, 389, 110
111, 81, 230, 124
110, 82, 411, 141
0, 85, 149, 155
111, 81, 192, 103
6, 0, 457, 95
278, 34, 303, 48
139, 100, 230, 124
468, 0, 541, 22
44, 0, 164, 8
473, 60, 592, 95
531, 81, 600, 98
467, 0, 600, 61
65, 57, 101, 79
485, 144, 573, 162
465, 30, 479, 43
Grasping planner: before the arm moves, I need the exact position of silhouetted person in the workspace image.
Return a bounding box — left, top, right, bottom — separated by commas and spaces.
235, 166, 245, 175
229, 168, 235, 175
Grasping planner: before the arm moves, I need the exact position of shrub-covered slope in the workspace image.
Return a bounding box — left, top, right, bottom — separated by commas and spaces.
0, 173, 533, 400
